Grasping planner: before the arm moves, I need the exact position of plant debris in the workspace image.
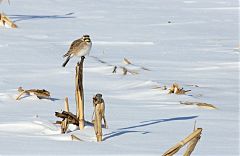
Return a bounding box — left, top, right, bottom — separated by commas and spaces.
123, 58, 132, 65
168, 83, 191, 94
16, 87, 51, 100
0, 12, 17, 28
180, 101, 217, 110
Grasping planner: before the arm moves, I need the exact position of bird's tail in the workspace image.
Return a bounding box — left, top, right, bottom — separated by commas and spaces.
62, 56, 71, 67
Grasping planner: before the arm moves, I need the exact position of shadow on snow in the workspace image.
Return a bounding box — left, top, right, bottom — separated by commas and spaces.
8, 12, 75, 22
118, 116, 198, 130
103, 115, 198, 141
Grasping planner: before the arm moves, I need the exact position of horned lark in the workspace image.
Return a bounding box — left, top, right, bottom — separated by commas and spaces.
62, 35, 92, 67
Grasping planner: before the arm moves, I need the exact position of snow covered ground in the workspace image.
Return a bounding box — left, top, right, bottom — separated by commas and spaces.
0, 0, 239, 155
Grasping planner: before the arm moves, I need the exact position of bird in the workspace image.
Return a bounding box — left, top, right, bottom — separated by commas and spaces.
62, 35, 92, 67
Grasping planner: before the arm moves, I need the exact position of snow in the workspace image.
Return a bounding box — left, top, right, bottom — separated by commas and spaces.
0, 0, 239, 155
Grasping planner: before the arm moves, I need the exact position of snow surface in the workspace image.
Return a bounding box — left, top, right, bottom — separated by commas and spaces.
0, 0, 239, 155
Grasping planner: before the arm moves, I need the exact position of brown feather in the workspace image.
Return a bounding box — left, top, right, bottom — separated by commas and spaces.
65, 39, 81, 56
63, 38, 87, 57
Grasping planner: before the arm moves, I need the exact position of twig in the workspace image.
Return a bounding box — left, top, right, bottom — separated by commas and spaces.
112, 66, 117, 73
71, 134, 83, 141
123, 57, 151, 71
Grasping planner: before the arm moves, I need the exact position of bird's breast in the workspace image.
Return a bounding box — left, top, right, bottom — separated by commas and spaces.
76, 43, 92, 57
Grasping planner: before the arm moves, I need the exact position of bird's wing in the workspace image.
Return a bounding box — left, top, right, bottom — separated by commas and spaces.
63, 38, 83, 57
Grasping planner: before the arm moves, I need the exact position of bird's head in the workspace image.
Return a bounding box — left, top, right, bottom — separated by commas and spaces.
83, 34, 91, 43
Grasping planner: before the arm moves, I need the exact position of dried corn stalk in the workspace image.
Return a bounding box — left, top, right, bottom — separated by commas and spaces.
162, 128, 202, 156
16, 87, 50, 100
75, 58, 85, 130
61, 97, 70, 133
0, 13, 17, 28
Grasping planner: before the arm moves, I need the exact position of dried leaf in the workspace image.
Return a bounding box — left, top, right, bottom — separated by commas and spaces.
123, 58, 132, 65
168, 83, 191, 94
180, 101, 217, 110
196, 103, 217, 110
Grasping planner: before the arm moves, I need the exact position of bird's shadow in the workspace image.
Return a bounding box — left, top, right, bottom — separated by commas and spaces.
103, 115, 198, 141
8, 12, 75, 22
